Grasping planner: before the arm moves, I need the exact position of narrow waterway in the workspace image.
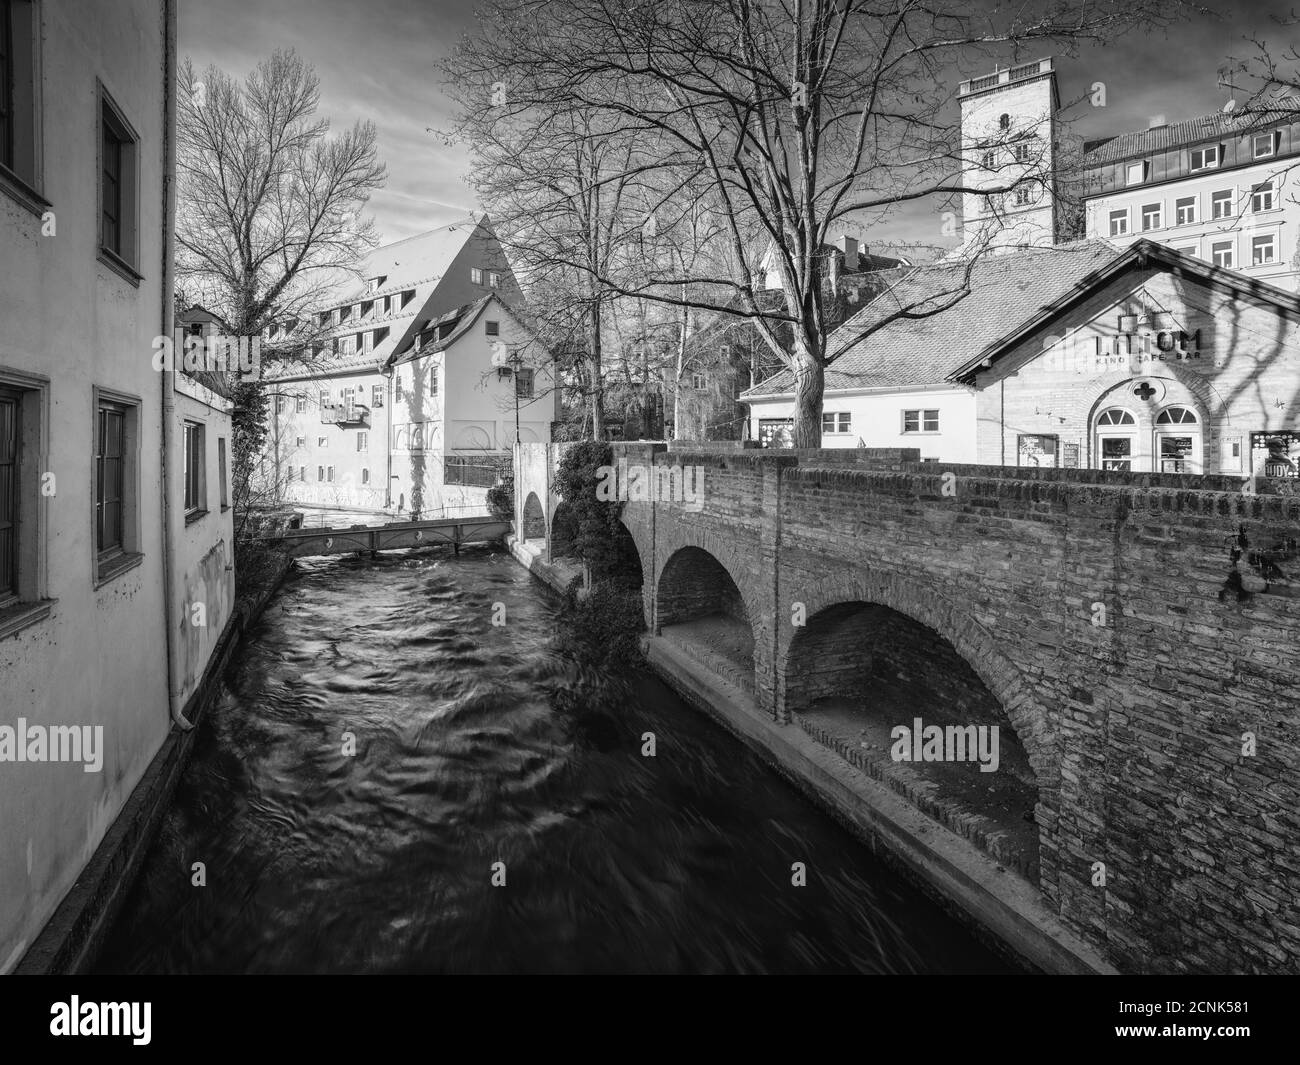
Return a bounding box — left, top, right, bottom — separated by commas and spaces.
96, 547, 1012, 974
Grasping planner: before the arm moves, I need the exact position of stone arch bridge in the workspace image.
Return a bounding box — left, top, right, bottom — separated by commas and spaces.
512, 441, 1300, 975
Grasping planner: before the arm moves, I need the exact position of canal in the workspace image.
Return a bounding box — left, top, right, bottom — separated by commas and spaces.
95, 547, 1012, 974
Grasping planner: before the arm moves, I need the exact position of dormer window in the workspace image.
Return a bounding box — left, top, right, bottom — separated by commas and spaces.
366, 275, 387, 293
1125, 161, 1148, 186
1190, 145, 1219, 171
1252, 132, 1276, 159
488, 272, 501, 288
470, 267, 483, 285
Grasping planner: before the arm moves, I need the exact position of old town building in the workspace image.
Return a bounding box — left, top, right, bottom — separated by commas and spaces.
1, 0, 235, 972
259, 218, 556, 516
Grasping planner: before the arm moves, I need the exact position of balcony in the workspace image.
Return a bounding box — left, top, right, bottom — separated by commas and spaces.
320, 403, 370, 427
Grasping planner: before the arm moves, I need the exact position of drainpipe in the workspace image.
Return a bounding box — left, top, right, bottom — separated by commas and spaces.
384, 365, 394, 510
160, 0, 191, 730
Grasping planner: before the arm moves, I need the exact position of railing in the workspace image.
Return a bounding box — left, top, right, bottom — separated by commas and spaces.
959, 58, 1052, 95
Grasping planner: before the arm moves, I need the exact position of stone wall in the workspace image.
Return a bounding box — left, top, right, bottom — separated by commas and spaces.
517, 441, 1300, 972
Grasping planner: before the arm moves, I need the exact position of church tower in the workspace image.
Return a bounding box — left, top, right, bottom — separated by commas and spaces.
956, 58, 1060, 255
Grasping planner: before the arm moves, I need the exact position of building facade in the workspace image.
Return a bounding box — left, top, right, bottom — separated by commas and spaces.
1, 0, 234, 972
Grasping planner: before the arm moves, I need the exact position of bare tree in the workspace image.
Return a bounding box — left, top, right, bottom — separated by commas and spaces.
176, 49, 386, 523
447, 0, 1192, 446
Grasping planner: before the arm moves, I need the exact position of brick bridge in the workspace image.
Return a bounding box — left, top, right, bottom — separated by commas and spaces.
513, 441, 1300, 974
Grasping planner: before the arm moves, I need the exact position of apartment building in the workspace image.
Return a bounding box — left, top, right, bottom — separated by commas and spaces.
0, 0, 235, 972
261, 218, 556, 516
1082, 106, 1300, 291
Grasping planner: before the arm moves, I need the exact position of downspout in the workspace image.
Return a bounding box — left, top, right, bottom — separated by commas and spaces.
160, 0, 190, 730
384, 364, 394, 510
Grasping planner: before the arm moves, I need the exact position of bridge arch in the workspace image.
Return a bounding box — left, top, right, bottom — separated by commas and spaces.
521, 491, 546, 541
778, 571, 1057, 793
654, 542, 764, 694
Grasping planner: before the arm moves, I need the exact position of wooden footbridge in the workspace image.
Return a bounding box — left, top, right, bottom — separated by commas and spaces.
246, 515, 511, 559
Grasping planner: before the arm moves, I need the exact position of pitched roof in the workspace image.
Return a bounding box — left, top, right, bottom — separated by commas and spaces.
391, 296, 495, 366
947, 238, 1300, 383
740, 240, 1117, 398
352, 216, 483, 300
1082, 105, 1294, 167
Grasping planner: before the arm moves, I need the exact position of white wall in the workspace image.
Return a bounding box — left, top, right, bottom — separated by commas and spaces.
0, 0, 171, 971
744, 387, 977, 461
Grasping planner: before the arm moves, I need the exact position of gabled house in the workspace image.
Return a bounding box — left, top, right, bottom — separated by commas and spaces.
258, 215, 552, 515
742, 238, 1300, 481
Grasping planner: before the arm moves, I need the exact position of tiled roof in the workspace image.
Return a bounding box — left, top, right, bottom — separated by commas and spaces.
1082, 105, 1294, 166
394, 296, 495, 364
741, 240, 1117, 398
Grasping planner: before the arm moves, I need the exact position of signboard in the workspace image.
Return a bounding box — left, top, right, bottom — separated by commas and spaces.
1252, 430, 1300, 478
1017, 433, 1059, 467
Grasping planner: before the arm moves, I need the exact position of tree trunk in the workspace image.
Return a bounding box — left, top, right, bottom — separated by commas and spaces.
589, 300, 605, 441
791, 347, 824, 448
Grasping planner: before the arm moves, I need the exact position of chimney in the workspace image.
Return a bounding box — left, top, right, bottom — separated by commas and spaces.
840, 235, 859, 272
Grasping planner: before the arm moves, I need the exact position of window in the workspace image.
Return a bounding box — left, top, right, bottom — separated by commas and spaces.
0, 0, 39, 198
319, 390, 329, 409
395, 375, 404, 401
217, 437, 228, 510
100, 86, 140, 273
296, 395, 307, 413
274, 395, 285, 414
317, 466, 324, 481
0, 387, 18, 606
1211, 189, 1233, 219
1013, 142, 1031, 163
1173, 245, 1198, 259
1141, 203, 1162, 231
822, 412, 851, 435
295, 435, 305, 447
361, 468, 370, 485
485, 320, 500, 336
357, 432, 368, 452
1125, 161, 1147, 185
298, 465, 305, 482
1252, 234, 1276, 265
1252, 132, 1276, 159
1156, 406, 1197, 424
1212, 240, 1234, 268
428, 369, 438, 397
372, 384, 383, 408
1252, 180, 1275, 213
488, 272, 501, 288
1096, 409, 1136, 425
1014, 187, 1031, 206
981, 149, 995, 170
1175, 196, 1197, 225
317, 436, 327, 447
1108, 209, 1128, 237
515, 368, 535, 398
94, 393, 140, 578
902, 409, 939, 433
327, 465, 334, 482
1190, 146, 1219, 171
470, 267, 483, 285
183, 421, 205, 516
691, 372, 707, 391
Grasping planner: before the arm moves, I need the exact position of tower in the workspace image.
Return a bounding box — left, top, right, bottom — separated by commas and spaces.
956, 58, 1060, 255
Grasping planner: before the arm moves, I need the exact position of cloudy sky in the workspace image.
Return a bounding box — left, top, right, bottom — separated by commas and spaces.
178, 0, 1300, 251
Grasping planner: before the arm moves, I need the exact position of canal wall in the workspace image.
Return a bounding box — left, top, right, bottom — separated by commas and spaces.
15, 551, 296, 974
514, 441, 1300, 974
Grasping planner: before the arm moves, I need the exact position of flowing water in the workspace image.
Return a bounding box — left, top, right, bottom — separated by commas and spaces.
95, 548, 1012, 974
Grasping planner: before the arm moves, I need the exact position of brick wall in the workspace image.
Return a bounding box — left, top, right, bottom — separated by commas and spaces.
614, 448, 1300, 973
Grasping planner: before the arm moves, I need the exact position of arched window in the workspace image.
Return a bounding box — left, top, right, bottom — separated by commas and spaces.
999, 113, 1011, 130
1097, 408, 1136, 425
1156, 406, 1197, 424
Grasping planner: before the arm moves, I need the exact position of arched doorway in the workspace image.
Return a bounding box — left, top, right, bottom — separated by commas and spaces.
1153, 405, 1201, 473
656, 546, 754, 691
784, 601, 1040, 884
